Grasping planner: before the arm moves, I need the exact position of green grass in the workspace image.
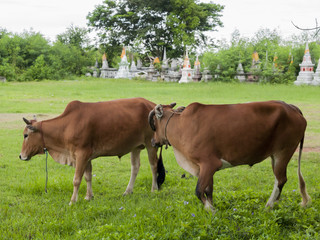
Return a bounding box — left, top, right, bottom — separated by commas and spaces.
1, 78, 320, 239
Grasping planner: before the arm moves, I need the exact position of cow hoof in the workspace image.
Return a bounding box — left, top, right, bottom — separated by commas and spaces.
204, 206, 216, 214
85, 195, 94, 201
301, 197, 312, 207
204, 201, 216, 214
123, 191, 133, 196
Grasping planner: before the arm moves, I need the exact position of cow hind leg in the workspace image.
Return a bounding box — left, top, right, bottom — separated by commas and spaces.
266, 152, 291, 208
124, 148, 141, 195
84, 161, 93, 201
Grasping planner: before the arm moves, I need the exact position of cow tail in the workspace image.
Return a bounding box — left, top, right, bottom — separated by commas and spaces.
297, 135, 311, 206
157, 146, 166, 189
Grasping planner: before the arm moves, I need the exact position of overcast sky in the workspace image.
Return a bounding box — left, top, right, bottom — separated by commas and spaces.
0, 0, 319, 42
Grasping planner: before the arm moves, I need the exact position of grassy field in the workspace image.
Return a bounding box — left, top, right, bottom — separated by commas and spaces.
0, 78, 320, 239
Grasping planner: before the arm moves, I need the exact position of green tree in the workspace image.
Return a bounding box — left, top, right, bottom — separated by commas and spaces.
87, 0, 224, 59
57, 24, 91, 49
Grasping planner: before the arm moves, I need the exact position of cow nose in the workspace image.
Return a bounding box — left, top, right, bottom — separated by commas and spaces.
19, 153, 29, 160
151, 138, 160, 148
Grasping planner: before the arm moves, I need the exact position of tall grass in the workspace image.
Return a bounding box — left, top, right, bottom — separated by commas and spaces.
0, 78, 319, 239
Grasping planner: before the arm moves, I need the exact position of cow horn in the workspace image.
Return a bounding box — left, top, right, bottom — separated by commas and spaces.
148, 109, 156, 131
155, 104, 163, 119
23, 117, 31, 125
170, 102, 176, 108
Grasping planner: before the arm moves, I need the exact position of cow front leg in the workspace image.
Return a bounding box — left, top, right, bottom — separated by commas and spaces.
69, 155, 89, 205
146, 146, 159, 192
124, 149, 141, 195
84, 161, 93, 201
195, 162, 220, 212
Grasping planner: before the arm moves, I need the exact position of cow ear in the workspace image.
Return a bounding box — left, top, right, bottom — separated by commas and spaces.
26, 125, 38, 132
148, 110, 156, 131
23, 117, 31, 125
170, 102, 176, 108
155, 104, 163, 119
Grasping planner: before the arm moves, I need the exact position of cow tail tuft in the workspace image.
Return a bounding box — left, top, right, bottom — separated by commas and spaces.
157, 146, 166, 188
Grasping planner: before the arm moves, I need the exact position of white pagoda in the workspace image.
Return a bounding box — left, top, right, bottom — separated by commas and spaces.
311, 58, 320, 86
294, 43, 314, 85
179, 49, 193, 83
115, 47, 131, 79
236, 62, 246, 82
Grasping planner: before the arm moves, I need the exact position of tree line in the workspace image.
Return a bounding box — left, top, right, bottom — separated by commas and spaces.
1, 0, 319, 83
203, 29, 320, 84
0, 25, 98, 81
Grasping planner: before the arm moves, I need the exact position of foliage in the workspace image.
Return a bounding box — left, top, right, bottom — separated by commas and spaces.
57, 24, 91, 49
1, 79, 320, 239
0, 28, 97, 81
201, 28, 320, 84
87, 0, 224, 58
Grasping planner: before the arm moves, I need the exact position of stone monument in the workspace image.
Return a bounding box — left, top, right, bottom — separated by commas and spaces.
146, 60, 157, 81
100, 53, 117, 78
179, 50, 193, 83
192, 56, 202, 82
115, 47, 131, 79
130, 56, 139, 77
294, 43, 314, 85
137, 58, 143, 69
247, 51, 260, 81
202, 68, 212, 82
311, 58, 320, 86
93, 59, 99, 77
235, 62, 246, 82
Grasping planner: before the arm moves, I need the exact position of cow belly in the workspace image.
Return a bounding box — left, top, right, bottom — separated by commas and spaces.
173, 147, 200, 177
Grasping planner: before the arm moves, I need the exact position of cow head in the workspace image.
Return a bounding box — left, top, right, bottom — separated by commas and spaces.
148, 102, 177, 148
19, 117, 45, 161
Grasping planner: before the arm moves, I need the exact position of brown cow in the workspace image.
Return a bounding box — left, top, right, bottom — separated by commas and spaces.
148, 101, 311, 211
19, 98, 165, 205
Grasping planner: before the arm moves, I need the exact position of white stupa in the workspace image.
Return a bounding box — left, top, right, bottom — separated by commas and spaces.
179, 49, 193, 83
311, 58, 320, 86
236, 62, 246, 82
115, 47, 131, 79
294, 43, 314, 85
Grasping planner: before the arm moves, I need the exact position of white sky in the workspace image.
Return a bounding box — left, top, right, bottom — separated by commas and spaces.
0, 0, 319, 42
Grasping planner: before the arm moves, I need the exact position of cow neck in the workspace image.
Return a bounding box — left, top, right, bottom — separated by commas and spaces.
164, 111, 175, 149
39, 121, 47, 152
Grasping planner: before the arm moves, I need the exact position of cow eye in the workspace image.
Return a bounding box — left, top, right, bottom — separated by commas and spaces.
24, 134, 28, 139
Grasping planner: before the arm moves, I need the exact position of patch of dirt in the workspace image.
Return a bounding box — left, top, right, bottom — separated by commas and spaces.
302, 147, 320, 153
0, 113, 56, 123
0, 113, 57, 130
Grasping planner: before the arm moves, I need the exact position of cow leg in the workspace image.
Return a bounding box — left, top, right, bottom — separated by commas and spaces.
124, 148, 141, 195
84, 161, 93, 201
146, 146, 159, 192
266, 152, 291, 208
70, 153, 90, 205
195, 161, 221, 212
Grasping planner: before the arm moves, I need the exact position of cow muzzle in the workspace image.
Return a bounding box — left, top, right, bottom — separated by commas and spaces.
151, 138, 161, 148
19, 153, 30, 161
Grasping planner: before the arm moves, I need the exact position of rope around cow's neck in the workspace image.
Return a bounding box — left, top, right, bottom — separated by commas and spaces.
164, 112, 175, 149
44, 148, 48, 193
39, 121, 48, 193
